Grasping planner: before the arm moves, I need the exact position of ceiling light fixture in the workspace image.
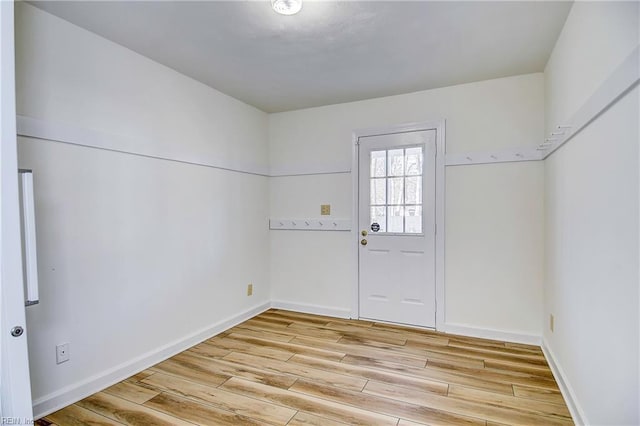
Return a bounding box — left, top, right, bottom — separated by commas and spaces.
271, 0, 302, 15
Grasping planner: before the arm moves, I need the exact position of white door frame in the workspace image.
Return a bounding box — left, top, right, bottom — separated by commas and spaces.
351, 120, 446, 330
1, 0, 34, 419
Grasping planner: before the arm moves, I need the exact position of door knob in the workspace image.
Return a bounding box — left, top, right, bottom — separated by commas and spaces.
361, 230, 368, 236
361, 239, 368, 246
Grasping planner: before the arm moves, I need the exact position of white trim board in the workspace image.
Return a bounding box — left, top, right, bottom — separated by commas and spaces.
541, 338, 587, 426
17, 115, 270, 177
32, 301, 271, 420
19, 114, 549, 179
538, 45, 640, 159
269, 166, 351, 177
270, 300, 352, 319
441, 323, 541, 346
351, 119, 447, 330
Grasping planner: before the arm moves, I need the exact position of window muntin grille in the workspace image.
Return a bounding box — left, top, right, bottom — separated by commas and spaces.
369, 146, 424, 234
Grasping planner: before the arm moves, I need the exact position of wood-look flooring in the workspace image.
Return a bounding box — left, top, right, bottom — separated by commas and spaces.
37, 309, 572, 425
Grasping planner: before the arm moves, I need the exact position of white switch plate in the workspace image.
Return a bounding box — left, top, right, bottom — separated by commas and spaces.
56, 343, 70, 364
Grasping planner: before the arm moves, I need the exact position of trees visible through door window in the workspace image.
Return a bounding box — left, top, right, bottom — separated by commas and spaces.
370, 146, 423, 233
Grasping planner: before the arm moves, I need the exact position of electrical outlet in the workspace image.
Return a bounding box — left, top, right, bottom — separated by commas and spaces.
56, 343, 70, 364
550, 314, 555, 332
247, 283, 253, 296
320, 204, 331, 215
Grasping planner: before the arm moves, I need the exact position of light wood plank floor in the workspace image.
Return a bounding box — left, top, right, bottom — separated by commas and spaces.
37, 309, 573, 425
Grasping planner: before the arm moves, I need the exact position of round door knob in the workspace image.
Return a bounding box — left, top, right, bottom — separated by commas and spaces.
361, 230, 368, 236
10, 326, 24, 337
360, 239, 368, 246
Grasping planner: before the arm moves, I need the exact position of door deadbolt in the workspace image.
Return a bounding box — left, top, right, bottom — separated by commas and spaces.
361, 230, 368, 236
360, 239, 368, 246
10, 326, 24, 337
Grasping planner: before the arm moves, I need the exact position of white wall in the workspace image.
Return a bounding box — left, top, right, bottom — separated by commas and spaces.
446, 161, 543, 335
270, 173, 353, 316
269, 73, 545, 338
15, 3, 270, 416
544, 1, 640, 135
543, 2, 639, 425
15, 4, 268, 175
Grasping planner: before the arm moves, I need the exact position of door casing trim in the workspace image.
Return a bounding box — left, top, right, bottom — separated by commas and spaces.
351, 119, 446, 331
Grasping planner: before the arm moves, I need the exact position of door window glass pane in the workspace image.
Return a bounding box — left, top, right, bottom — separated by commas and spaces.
387, 206, 404, 233
405, 147, 423, 176
370, 150, 386, 177
387, 149, 404, 176
370, 179, 386, 205
405, 177, 422, 204
370, 206, 387, 232
405, 206, 422, 233
387, 178, 404, 205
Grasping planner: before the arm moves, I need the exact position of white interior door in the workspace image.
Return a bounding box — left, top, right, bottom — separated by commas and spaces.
1, 0, 34, 419
358, 130, 436, 327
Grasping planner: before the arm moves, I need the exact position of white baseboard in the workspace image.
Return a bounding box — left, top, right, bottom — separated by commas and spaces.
32, 301, 271, 419
440, 322, 541, 346
541, 338, 586, 426
270, 300, 352, 319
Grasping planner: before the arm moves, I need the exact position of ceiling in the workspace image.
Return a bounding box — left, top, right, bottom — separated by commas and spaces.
29, 1, 572, 113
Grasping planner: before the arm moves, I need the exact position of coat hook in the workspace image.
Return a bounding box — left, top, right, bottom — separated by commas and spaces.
305, 221, 309, 226
466, 156, 473, 162
490, 155, 497, 160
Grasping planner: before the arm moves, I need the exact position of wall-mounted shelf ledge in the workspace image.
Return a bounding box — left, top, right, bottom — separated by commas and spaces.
270, 218, 351, 231
446, 147, 542, 166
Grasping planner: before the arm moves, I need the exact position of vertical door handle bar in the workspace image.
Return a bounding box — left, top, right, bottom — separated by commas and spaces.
20, 170, 39, 306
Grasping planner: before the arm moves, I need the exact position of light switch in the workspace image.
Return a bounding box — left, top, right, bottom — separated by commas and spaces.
321, 204, 331, 215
